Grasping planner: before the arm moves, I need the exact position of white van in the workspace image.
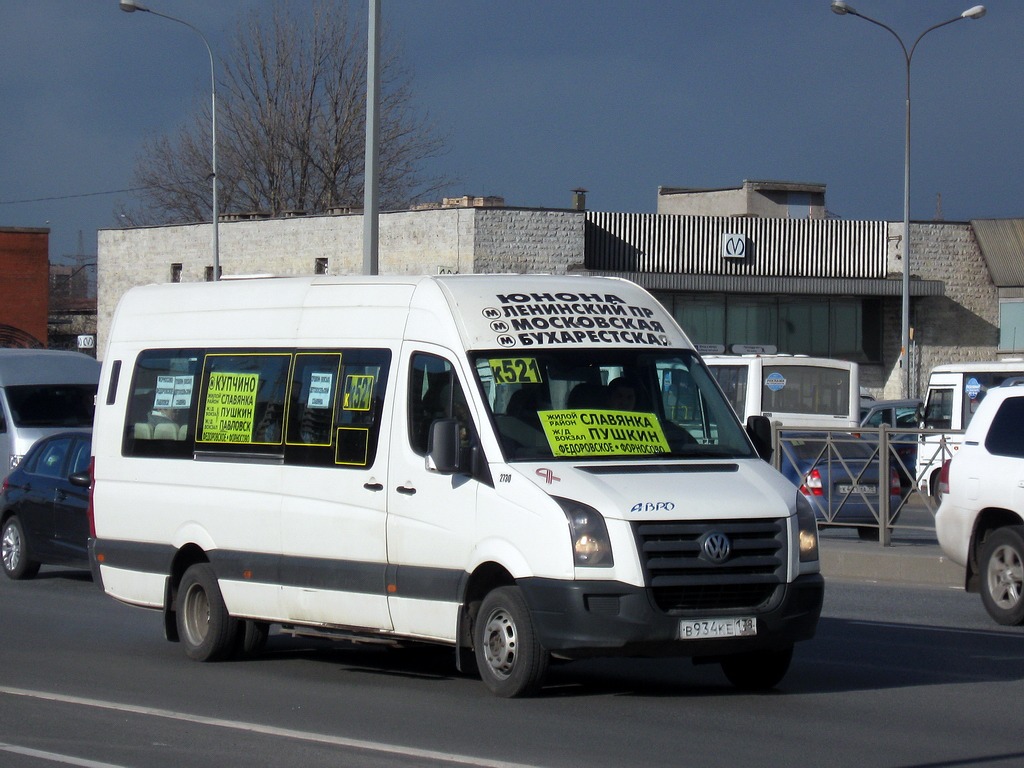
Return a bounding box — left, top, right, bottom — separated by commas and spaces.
917, 360, 1024, 497
88, 275, 822, 696
0, 349, 100, 480
703, 354, 860, 428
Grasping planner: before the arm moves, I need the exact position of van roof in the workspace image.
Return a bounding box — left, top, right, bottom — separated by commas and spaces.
0, 349, 100, 386
930, 360, 1024, 374
109, 274, 692, 352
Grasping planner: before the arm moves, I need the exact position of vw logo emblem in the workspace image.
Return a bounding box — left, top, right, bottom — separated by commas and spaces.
702, 532, 731, 563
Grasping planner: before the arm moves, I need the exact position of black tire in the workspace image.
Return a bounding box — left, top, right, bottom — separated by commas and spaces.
2, 516, 40, 580
979, 526, 1024, 626
236, 620, 270, 656
720, 646, 794, 691
930, 469, 943, 503
176, 563, 238, 661
474, 587, 549, 697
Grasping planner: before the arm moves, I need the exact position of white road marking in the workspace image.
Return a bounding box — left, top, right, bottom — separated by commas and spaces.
0, 686, 546, 768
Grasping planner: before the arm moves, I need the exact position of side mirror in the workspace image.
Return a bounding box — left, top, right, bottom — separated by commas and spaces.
746, 415, 773, 462
69, 470, 91, 488
426, 418, 462, 474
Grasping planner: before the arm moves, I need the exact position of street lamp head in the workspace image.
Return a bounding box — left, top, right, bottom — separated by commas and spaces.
830, 1, 855, 15
119, 0, 147, 12
962, 5, 986, 19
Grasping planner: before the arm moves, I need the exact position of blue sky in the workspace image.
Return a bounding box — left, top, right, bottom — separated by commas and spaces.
1, 1, 1021, 265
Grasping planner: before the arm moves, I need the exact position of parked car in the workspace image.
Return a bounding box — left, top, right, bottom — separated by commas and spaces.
936, 385, 1024, 625
778, 432, 902, 540
1, 431, 91, 580
859, 398, 922, 487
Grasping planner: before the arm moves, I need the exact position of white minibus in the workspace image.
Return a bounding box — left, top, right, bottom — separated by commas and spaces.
703, 354, 860, 428
917, 360, 1024, 496
88, 275, 822, 696
0, 349, 100, 481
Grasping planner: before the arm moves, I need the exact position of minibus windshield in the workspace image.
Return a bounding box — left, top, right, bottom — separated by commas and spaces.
471, 349, 756, 461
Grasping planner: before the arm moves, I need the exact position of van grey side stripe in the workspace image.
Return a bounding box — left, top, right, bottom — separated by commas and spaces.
95, 539, 464, 603
94, 539, 176, 574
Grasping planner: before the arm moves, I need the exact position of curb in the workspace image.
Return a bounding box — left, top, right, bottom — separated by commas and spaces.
818, 539, 964, 589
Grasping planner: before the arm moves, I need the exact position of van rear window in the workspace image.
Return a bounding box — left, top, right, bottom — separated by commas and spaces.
5, 384, 96, 428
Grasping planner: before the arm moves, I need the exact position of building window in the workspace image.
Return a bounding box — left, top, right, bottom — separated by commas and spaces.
999, 300, 1024, 352
170, 263, 182, 283
314, 258, 328, 275
661, 294, 881, 363
726, 297, 778, 349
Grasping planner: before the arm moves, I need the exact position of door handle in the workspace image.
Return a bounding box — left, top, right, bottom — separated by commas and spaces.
363, 482, 384, 492
396, 485, 417, 496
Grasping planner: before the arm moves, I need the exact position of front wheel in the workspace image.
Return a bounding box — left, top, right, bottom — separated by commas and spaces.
2, 516, 40, 580
980, 526, 1024, 626
176, 563, 238, 661
720, 646, 794, 691
474, 587, 549, 697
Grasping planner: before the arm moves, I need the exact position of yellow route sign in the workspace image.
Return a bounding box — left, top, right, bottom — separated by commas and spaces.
538, 409, 669, 457
201, 372, 259, 443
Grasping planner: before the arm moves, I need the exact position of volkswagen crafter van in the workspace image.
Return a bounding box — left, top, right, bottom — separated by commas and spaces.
89, 274, 823, 697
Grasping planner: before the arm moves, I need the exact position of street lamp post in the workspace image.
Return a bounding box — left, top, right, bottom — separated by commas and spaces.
119, 0, 220, 281
831, 1, 985, 398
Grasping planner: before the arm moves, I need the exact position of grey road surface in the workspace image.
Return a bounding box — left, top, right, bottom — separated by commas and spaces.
0, 567, 1021, 768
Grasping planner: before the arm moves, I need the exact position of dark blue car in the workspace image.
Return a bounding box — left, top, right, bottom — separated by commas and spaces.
1, 431, 91, 579
777, 431, 902, 540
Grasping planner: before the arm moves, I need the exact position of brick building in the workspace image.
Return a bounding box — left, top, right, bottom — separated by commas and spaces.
0, 227, 49, 348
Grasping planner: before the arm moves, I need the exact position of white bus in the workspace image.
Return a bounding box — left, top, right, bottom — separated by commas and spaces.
87, 274, 822, 697
703, 354, 860, 428
917, 360, 1024, 496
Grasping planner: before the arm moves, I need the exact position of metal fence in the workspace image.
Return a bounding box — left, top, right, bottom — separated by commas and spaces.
772, 426, 964, 546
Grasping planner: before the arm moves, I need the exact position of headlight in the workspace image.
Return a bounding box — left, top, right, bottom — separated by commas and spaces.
796, 494, 819, 563
555, 497, 614, 568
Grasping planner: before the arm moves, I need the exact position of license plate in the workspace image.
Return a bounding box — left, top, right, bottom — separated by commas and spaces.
679, 617, 756, 640
837, 483, 877, 495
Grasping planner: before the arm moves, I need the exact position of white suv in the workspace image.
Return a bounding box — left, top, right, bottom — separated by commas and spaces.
936, 385, 1024, 625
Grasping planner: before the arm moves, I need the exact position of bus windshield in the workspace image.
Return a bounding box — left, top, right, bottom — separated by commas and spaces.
471, 349, 756, 461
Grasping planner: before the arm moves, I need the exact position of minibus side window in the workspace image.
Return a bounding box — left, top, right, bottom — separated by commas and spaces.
284, 348, 390, 468
123, 349, 202, 458
708, 365, 747, 420
196, 352, 290, 454
923, 388, 954, 430
408, 353, 471, 456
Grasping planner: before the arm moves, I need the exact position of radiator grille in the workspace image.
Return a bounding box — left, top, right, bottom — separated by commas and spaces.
633, 518, 787, 614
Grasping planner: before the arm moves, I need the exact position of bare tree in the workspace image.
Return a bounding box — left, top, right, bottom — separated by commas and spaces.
123, 1, 448, 225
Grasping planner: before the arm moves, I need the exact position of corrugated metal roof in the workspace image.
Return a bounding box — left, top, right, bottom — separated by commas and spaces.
585, 212, 887, 278
973, 219, 1024, 287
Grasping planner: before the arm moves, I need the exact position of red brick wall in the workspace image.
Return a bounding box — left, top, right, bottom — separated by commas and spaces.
0, 228, 49, 346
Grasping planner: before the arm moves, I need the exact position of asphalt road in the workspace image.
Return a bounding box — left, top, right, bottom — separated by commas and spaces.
1, 567, 1022, 768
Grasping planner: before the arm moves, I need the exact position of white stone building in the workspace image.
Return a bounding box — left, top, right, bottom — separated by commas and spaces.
97, 184, 1024, 400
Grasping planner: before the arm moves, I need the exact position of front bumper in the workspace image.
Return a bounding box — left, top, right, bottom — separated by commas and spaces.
518, 573, 824, 659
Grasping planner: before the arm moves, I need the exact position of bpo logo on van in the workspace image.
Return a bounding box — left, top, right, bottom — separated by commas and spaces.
765, 372, 786, 392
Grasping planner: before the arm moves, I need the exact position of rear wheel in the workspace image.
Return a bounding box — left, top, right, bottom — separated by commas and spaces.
474, 586, 549, 697
176, 563, 238, 661
720, 646, 793, 691
980, 526, 1024, 626
2, 516, 40, 580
